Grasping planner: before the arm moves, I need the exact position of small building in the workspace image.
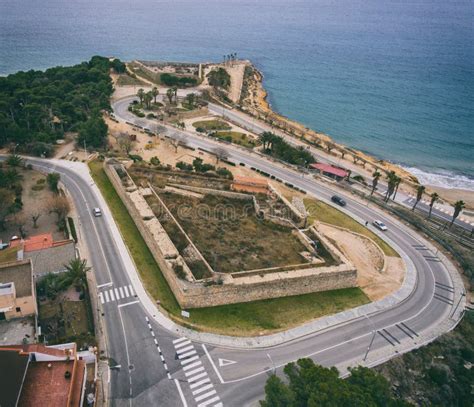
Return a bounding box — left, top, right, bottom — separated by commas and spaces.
0, 343, 91, 407
10, 233, 75, 277
310, 163, 350, 181
231, 175, 269, 195
0, 260, 37, 321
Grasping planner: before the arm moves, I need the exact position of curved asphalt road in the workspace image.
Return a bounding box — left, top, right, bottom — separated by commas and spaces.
11, 98, 465, 406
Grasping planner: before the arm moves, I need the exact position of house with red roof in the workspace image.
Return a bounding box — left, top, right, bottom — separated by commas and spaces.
310, 163, 350, 181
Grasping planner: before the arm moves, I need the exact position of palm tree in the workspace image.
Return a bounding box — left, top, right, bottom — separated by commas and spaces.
137, 88, 145, 104
259, 131, 275, 151
450, 200, 465, 228
412, 185, 425, 211
65, 258, 91, 288
4, 169, 23, 188
428, 192, 439, 218
384, 171, 397, 202
392, 177, 402, 200
143, 92, 153, 109
151, 87, 159, 104
166, 88, 175, 104
6, 154, 23, 167
370, 170, 381, 196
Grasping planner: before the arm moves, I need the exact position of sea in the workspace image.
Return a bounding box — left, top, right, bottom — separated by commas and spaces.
1, 0, 473, 190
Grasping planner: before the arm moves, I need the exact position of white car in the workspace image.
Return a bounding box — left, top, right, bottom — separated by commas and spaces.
373, 220, 388, 231
93, 208, 102, 217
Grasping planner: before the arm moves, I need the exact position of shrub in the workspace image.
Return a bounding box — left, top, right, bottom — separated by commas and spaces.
216, 167, 233, 179
173, 264, 187, 280
128, 154, 143, 162
150, 156, 160, 166
176, 161, 193, 171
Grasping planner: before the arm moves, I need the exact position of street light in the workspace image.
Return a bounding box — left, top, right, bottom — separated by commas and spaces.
267, 353, 276, 374
363, 314, 377, 362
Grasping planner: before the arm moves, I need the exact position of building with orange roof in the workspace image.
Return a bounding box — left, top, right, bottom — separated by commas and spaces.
9, 233, 75, 277
231, 175, 269, 195
0, 343, 92, 407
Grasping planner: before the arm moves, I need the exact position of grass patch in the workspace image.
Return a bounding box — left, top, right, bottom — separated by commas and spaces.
116, 74, 147, 86
187, 287, 369, 336
193, 120, 231, 131
304, 198, 399, 257
39, 300, 94, 347
88, 161, 180, 315
214, 131, 257, 148
0, 246, 18, 263
90, 161, 373, 335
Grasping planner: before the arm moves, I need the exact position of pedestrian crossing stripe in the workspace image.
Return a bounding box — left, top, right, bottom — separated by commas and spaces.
173, 337, 223, 407
99, 284, 135, 304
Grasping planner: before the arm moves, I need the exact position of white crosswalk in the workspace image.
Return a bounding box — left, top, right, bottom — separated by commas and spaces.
173, 337, 222, 407
99, 284, 135, 304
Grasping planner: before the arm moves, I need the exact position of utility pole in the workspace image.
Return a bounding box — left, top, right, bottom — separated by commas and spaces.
363, 314, 377, 362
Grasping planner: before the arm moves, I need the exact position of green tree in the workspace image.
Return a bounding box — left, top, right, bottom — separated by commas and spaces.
46, 172, 60, 194
428, 192, 439, 218
151, 87, 159, 104
143, 91, 153, 109
384, 171, 398, 202
137, 88, 145, 104
6, 154, 23, 167
370, 170, 381, 196
450, 200, 465, 228
64, 258, 90, 288
260, 359, 411, 407
77, 114, 108, 149
166, 88, 175, 104
412, 185, 426, 211
207, 68, 231, 89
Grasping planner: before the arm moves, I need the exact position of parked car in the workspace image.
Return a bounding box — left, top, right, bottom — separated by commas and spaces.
331, 195, 346, 207
373, 220, 388, 231
93, 208, 102, 217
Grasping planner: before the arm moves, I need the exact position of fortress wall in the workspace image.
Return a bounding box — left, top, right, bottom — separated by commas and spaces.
105, 160, 358, 309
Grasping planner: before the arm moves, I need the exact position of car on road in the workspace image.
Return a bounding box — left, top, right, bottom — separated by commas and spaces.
331, 195, 346, 207
93, 208, 102, 217
373, 220, 388, 231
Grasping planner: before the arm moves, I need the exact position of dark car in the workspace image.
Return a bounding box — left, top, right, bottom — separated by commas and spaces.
331, 195, 346, 207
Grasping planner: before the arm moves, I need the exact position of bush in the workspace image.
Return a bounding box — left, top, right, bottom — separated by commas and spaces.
195, 127, 205, 133
176, 161, 193, 171
128, 154, 143, 162
173, 264, 187, 280
150, 156, 160, 166
160, 73, 197, 87
216, 167, 233, 180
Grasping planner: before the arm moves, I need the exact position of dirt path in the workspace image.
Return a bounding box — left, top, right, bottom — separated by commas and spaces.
318, 223, 405, 301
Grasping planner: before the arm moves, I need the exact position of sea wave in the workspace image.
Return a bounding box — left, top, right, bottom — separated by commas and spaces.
402, 166, 474, 192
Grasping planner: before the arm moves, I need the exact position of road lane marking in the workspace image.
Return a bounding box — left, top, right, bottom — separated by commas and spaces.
175, 340, 192, 349
99, 293, 104, 304
202, 344, 224, 384
114, 288, 120, 299
185, 366, 205, 377
124, 285, 130, 297
183, 361, 202, 371
218, 358, 237, 367
128, 284, 135, 296
109, 289, 115, 301
181, 355, 199, 365
188, 373, 208, 384
173, 337, 188, 345
176, 345, 194, 354
192, 383, 214, 395
195, 390, 216, 402
119, 286, 125, 298
179, 350, 197, 359
104, 290, 110, 303
118, 300, 140, 308
174, 379, 188, 407
97, 282, 113, 288
197, 395, 220, 407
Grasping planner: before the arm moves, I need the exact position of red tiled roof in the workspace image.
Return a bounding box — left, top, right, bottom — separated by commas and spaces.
9, 234, 73, 252
310, 163, 349, 178
17, 361, 74, 407
0, 344, 68, 358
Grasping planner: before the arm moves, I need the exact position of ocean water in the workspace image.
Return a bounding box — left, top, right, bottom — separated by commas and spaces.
1, 0, 473, 189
